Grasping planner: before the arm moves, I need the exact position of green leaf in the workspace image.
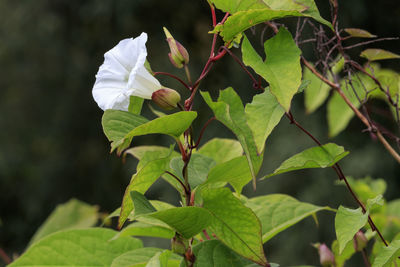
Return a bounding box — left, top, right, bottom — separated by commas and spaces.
264, 143, 349, 178
327, 74, 369, 137
263, 0, 331, 27
203, 156, 252, 194
303, 66, 330, 114
242, 28, 301, 112
344, 28, 377, 38
372, 240, 400, 267
246, 194, 332, 243
335, 206, 369, 254
119, 149, 175, 228
146, 250, 173, 267
192, 240, 253, 267
28, 199, 99, 246
331, 239, 356, 267
9, 228, 143, 267
130, 191, 157, 217
125, 111, 197, 140
111, 248, 181, 267
196, 138, 243, 164
245, 90, 285, 152
361, 49, 400, 61
147, 207, 212, 239
336, 176, 387, 204
209, 0, 269, 13
202, 188, 267, 265
116, 221, 175, 239
128, 96, 144, 115
170, 154, 216, 189
201, 88, 262, 189
102, 110, 149, 153
124, 146, 182, 191
215, 6, 331, 42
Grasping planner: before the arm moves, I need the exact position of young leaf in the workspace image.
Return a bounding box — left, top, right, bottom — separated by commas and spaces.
242, 28, 301, 112
147, 207, 213, 239
203, 156, 252, 194
371, 240, 400, 267
202, 188, 267, 266
245, 90, 285, 153
264, 143, 349, 178
28, 198, 99, 246
335, 206, 369, 254
201, 88, 263, 189
196, 138, 243, 164
9, 228, 143, 267
361, 49, 400, 61
169, 153, 216, 189
111, 248, 181, 267
119, 150, 175, 228
115, 221, 175, 239
102, 110, 149, 153
344, 28, 377, 38
192, 240, 253, 267
246, 194, 333, 243
146, 250, 174, 267
125, 111, 197, 140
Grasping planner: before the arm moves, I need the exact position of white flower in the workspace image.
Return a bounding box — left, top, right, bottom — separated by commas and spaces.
92, 32, 161, 111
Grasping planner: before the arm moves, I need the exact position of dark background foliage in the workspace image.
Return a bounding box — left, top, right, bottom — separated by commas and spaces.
0, 0, 399, 266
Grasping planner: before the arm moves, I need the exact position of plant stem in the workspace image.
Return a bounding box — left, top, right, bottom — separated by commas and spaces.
0, 248, 11, 265
301, 57, 400, 164
285, 112, 389, 247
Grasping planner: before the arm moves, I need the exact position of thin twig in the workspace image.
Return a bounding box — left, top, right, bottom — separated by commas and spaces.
344, 37, 399, 50
190, 117, 216, 149
153, 72, 191, 90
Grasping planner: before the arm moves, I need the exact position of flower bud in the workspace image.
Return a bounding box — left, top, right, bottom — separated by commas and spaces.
353, 230, 368, 252
163, 27, 189, 68
151, 88, 181, 110
318, 243, 335, 267
171, 235, 188, 255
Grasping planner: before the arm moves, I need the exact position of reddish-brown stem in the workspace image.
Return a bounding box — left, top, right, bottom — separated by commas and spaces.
208, 2, 216, 27
286, 111, 389, 247
202, 229, 211, 240
0, 248, 11, 265
361, 249, 371, 267
165, 171, 190, 196
190, 117, 216, 149
302, 57, 400, 164
343, 37, 399, 50
153, 71, 191, 91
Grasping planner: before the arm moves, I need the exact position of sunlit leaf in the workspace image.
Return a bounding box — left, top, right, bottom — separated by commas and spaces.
201, 88, 263, 189
242, 29, 301, 112
245, 90, 285, 152
246, 194, 333, 242
335, 206, 369, 254
372, 240, 400, 267
9, 228, 143, 267
196, 138, 243, 164
263, 143, 349, 178
209, 0, 269, 13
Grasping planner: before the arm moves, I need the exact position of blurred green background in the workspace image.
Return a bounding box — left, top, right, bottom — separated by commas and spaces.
0, 0, 399, 266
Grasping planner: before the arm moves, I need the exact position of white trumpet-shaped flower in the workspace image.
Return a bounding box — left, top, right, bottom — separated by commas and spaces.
92, 32, 161, 111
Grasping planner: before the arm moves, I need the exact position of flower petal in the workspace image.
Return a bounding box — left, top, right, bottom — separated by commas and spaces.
127, 64, 161, 99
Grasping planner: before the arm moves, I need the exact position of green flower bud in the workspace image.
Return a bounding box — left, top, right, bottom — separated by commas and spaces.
151, 88, 181, 110
353, 230, 368, 252
163, 27, 189, 68
318, 243, 335, 267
